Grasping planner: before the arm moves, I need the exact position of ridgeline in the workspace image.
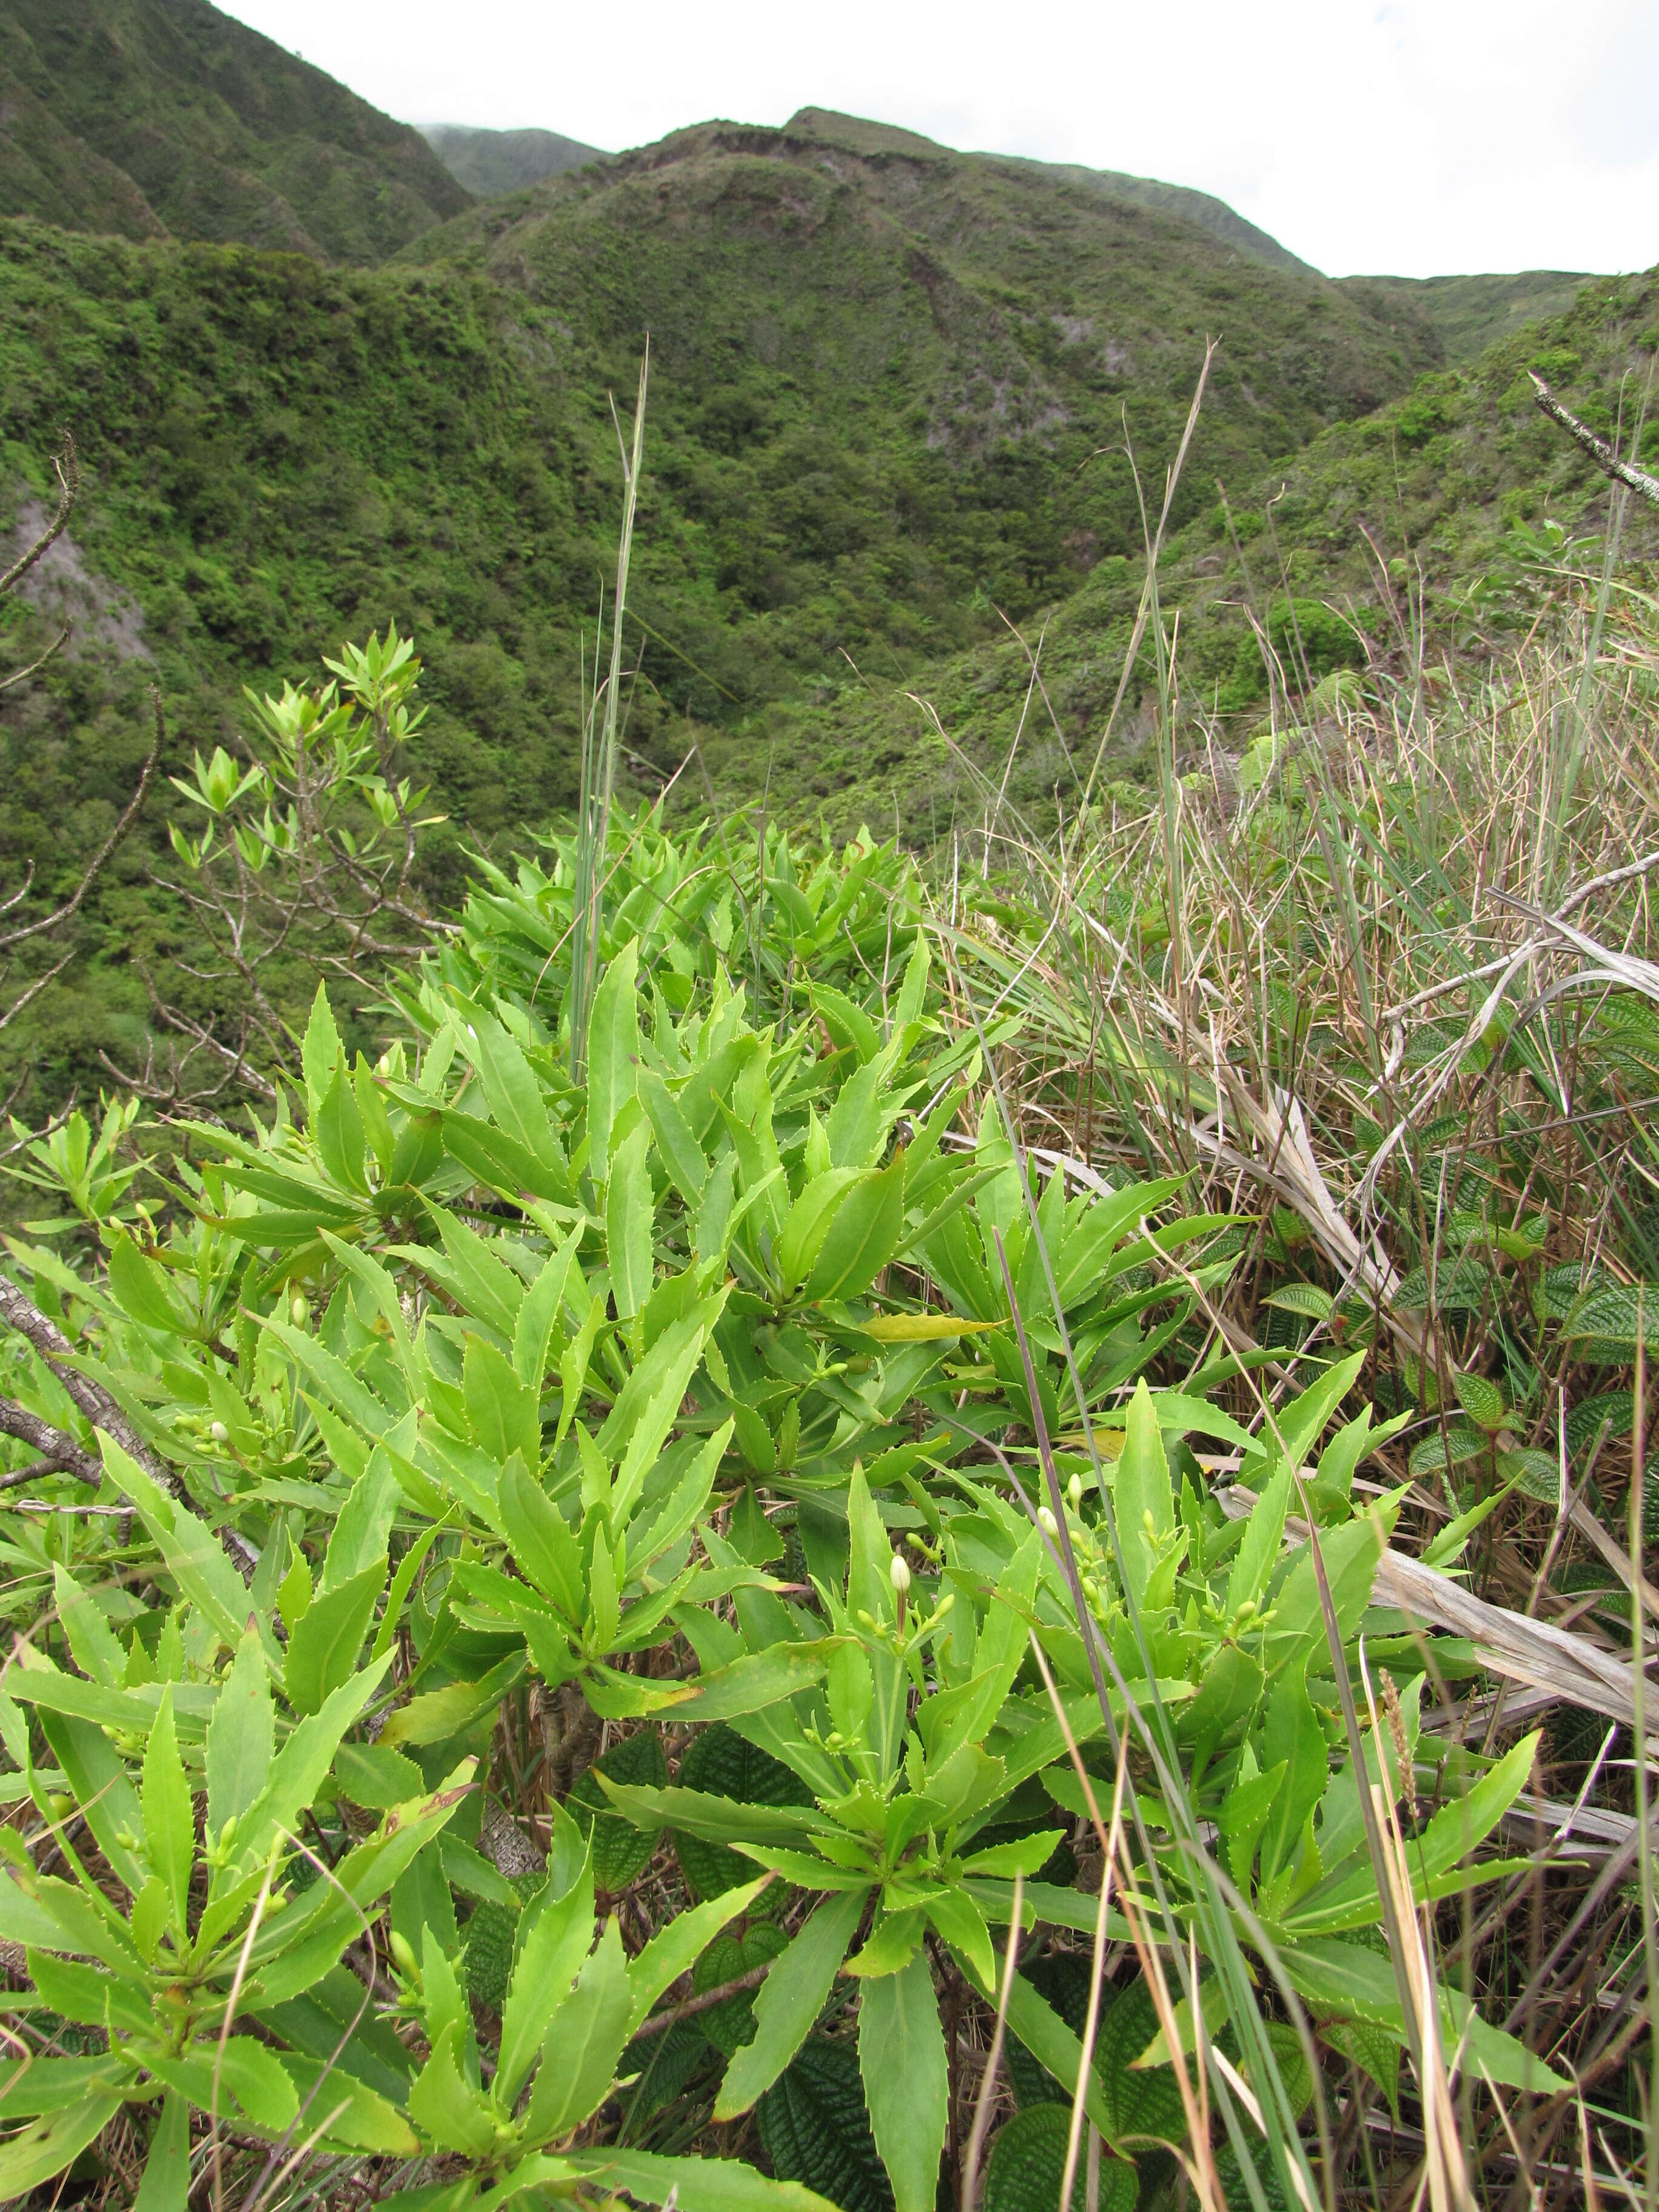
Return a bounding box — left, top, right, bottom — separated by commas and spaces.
0, 2, 1643, 1111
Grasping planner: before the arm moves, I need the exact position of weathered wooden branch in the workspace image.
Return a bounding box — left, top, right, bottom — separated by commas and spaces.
0, 434, 78, 598
1531, 372, 1659, 508
0, 1271, 259, 1574
0, 1399, 100, 1484
0, 695, 159, 954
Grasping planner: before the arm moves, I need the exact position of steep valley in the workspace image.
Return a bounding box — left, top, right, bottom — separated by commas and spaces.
0, 5, 1645, 1110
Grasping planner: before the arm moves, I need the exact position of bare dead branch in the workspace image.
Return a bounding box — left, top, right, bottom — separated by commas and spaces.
0, 950, 73, 1036
0, 1399, 101, 1484
114, 984, 280, 1107
0, 1271, 258, 1574
0, 433, 78, 597
0, 621, 72, 694
0, 694, 161, 953
1531, 372, 1659, 508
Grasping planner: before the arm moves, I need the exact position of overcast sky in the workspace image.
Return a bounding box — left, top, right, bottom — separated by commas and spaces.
221, 0, 1656, 280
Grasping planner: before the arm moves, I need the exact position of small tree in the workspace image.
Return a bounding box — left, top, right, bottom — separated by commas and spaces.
113, 624, 446, 1108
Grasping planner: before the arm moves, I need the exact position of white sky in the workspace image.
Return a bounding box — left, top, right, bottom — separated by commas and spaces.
220, 0, 1658, 279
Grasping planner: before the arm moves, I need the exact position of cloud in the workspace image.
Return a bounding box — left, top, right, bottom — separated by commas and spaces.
223, 0, 1657, 277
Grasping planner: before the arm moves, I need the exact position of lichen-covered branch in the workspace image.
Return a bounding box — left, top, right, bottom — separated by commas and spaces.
1531, 372, 1659, 508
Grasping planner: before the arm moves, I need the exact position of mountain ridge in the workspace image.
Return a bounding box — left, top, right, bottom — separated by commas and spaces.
420, 123, 606, 198
0, 0, 470, 261
0, 0, 1640, 1116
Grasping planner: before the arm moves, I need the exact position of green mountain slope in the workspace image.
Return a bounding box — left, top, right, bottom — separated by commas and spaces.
1338, 270, 1597, 365
399, 108, 1442, 640
706, 268, 1658, 833
786, 110, 1314, 272
0, 94, 1444, 1107
0, 19, 1641, 1111
0, 0, 471, 260
420, 124, 606, 198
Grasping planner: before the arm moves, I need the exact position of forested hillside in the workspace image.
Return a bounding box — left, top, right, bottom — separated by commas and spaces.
729, 266, 1657, 830
0, 26, 1637, 1116
420, 124, 606, 198
0, 0, 469, 259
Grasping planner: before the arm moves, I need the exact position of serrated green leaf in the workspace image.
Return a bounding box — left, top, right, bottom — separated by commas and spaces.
858, 1949, 947, 2212
803, 1154, 907, 1305
588, 940, 640, 1171
607, 1120, 654, 1321
464, 1334, 541, 1468
207, 1628, 273, 1841
302, 982, 343, 1124
142, 1685, 193, 1929
284, 1561, 384, 1717
498, 1851, 597, 2105
523, 1918, 633, 2143
717, 1889, 867, 2117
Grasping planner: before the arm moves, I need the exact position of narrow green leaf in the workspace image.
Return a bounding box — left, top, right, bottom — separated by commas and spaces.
141, 1686, 193, 1929
1259, 1663, 1328, 1885
407, 2020, 497, 2157
639, 1068, 708, 1208
109, 1233, 189, 1336
464, 1334, 541, 1468
716, 1888, 867, 2118
514, 1226, 583, 1390
502, 1460, 586, 1619
302, 982, 343, 1123
588, 939, 641, 1170
498, 1853, 597, 2105
315, 1065, 369, 1193
606, 1120, 654, 1321
572, 2145, 843, 2210
284, 1561, 385, 1717
207, 1628, 274, 1842
522, 1919, 634, 2143
0, 2096, 124, 2199
378, 1652, 526, 1749
625, 1875, 772, 2033
1227, 1460, 1291, 1621
1407, 1731, 1540, 1891
50, 1563, 124, 1687
133, 2091, 190, 2212
802, 1153, 906, 1305
668, 1643, 831, 1723
858, 1949, 947, 2212
558, 1289, 606, 1445
1115, 1378, 1175, 1610
323, 1451, 400, 1591
461, 1010, 563, 1180
776, 1168, 862, 1293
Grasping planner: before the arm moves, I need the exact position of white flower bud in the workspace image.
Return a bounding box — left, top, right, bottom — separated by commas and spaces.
209, 1420, 229, 1444
1067, 1473, 1083, 1510
889, 1552, 911, 1596
1037, 1505, 1058, 1537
